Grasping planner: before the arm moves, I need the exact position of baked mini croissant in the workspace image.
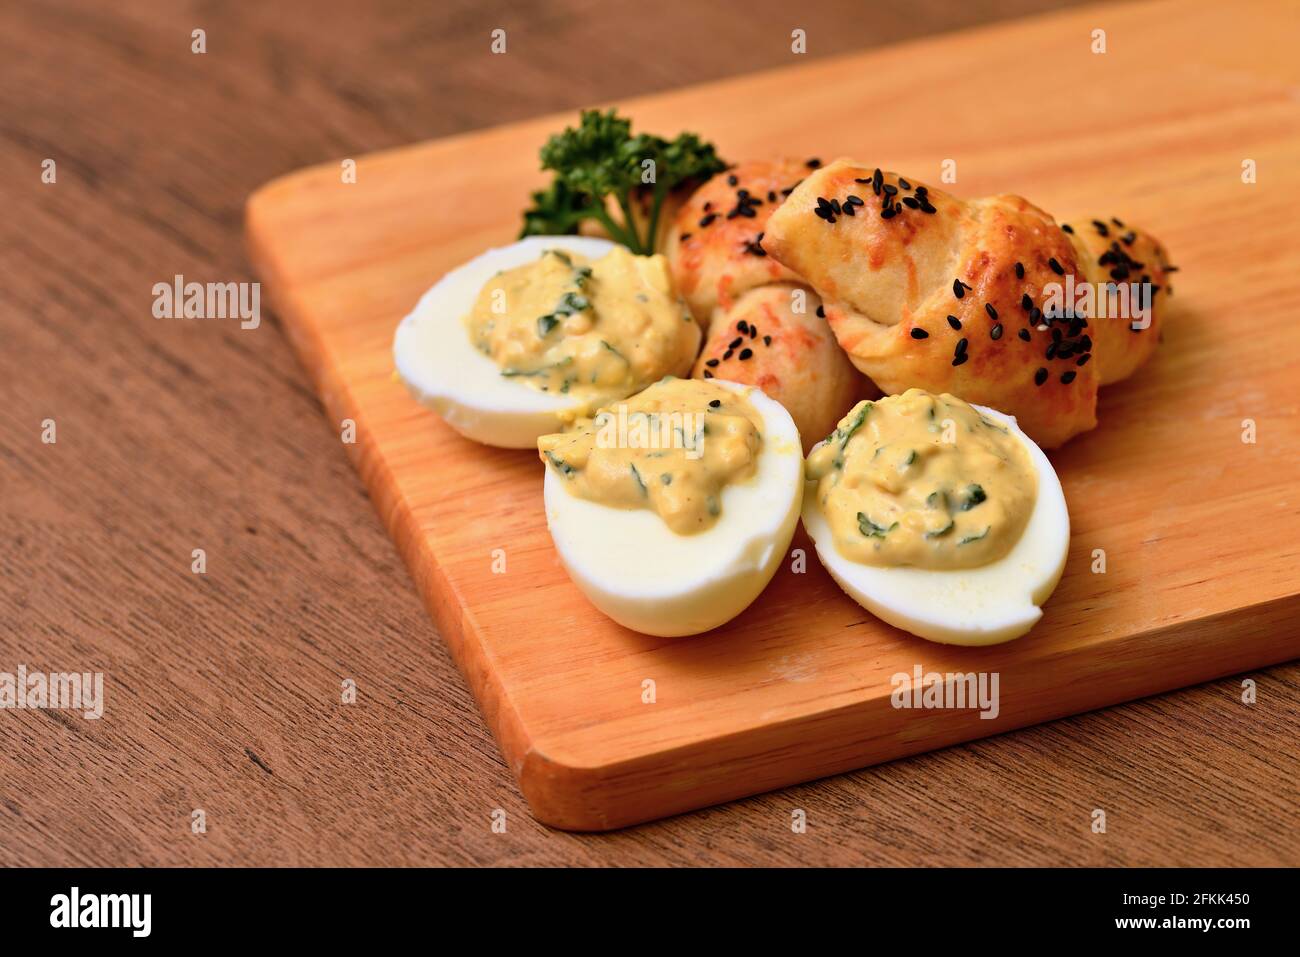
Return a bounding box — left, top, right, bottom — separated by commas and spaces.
762, 159, 1174, 447
667, 159, 873, 447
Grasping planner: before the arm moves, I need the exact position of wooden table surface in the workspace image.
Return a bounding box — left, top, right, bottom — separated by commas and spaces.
2, 0, 1296, 866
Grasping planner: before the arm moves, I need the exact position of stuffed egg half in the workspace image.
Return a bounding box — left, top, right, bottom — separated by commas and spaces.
802, 389, 1069, 645
539, 377, 803, 637
394, 236, 701, 448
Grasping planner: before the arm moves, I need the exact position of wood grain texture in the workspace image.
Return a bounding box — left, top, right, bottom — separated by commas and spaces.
245, 0, 1300, 831
3, 0, 1298, 862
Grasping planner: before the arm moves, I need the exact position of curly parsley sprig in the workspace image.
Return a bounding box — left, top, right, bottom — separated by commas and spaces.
519, 109, 726, 254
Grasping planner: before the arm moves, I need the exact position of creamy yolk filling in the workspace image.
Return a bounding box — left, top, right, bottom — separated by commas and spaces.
806, 389, 1037, 570
464, 247, 698, 408
538, 378, 763, 534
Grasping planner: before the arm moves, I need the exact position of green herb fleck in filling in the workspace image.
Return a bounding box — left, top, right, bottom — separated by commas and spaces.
858, 513, 898, 538
959, 484, 987, 511
544, 450, 576, 477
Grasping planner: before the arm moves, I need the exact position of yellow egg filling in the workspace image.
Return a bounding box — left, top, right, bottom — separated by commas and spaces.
464, 246, 699, 408
538, 378, 764, 535
806, 389, 1037, 570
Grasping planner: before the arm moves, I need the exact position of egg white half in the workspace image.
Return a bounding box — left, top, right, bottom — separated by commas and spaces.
802, 404, 1069, 646
542, 381, 804, 637
393, 235, 620, 448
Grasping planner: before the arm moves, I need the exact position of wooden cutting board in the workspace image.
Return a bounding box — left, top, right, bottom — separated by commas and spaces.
245, 0, 1300, 830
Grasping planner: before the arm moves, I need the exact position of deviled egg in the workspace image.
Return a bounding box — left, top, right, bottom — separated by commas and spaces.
802, 389, 1069, 645
538, 377, 803, 637
394, 236, 701, 448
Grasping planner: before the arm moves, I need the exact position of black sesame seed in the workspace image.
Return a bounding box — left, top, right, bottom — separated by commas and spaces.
902, 196, 920, 209
952, 353, 968, 367
898, 177, 911, 189
1018, 328, 1031, 341
1076, 353, 1091, 366
727, 174, 738, 186
953, 279, 967, 299
955, 337, 969, 355
1061, 370, 1076, 384
807, 157, 821, 169
1112, 217, 1124, 227
947, 315, 962, 330
737, 320, 749, 334
1061, 224, 1074, 234
1021, 293, 1033, 311
843, 202, 856, 216
1034, 368, 1048, 386
739, 348, 753, 360
911, 328, 929, 339
699, 213, 718, 228
703, 369, 714, 378
985, 303, 998, 320
990, 323, 1003, 340
1015, 262, 1025, 279
723, 350, 733, 360
882, 207, 897, 219
709, 399, 721, 408
1048, 257, 1065, 275
705, 358, 719, 368
763, 335, 772, 346
816, 305, 825, 318
728, 337, 742, 350
680, 232, 693, 242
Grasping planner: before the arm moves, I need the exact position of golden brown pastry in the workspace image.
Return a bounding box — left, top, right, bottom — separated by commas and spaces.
665, 158, 813, 326
762, 159, 1174, 447
665, 159, 874, 446
691, 283, 871, 451
1059, 217, 1172, 386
